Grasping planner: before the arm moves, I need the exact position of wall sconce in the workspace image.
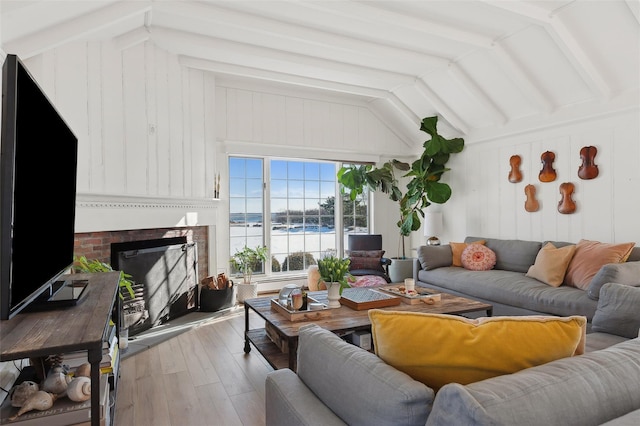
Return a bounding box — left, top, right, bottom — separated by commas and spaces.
423, 211, 443, 246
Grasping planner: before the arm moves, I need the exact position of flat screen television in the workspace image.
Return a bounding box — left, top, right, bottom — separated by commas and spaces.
0, 54, 79, 320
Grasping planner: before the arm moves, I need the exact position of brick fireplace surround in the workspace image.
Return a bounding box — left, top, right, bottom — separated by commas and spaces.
73, 226, 209, 281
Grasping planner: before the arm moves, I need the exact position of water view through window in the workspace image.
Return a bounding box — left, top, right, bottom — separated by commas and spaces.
229, 156, 369, 277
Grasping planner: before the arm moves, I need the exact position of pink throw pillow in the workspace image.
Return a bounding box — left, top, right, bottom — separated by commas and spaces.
461, 244, 497, 271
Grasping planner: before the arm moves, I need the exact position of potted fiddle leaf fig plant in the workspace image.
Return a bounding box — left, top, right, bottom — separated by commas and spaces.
230, 245, 268, 302
339, 116, 464, 252
338, 116, 464, 282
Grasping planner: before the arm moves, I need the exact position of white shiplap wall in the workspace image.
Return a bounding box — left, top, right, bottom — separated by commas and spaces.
441, 109, 640, 246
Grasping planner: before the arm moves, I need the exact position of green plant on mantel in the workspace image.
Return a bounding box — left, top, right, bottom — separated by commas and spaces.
338, 116, 465, 258
73, 256, 135, 300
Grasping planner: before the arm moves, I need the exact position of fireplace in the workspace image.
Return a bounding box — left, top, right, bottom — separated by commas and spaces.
112, 237, 198, 336
73, 226, 208, 336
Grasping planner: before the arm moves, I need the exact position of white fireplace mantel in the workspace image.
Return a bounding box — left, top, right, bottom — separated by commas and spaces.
75, 192, 219, 233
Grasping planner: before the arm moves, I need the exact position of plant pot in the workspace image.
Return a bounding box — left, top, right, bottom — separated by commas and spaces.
388, 258, 414, 283
237, 283, 258, 303
326, 282, 342, 309
200, 285, 235, 312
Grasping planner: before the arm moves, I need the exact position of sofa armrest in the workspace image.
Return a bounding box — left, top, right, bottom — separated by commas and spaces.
296, 324, 434, 426
427, 338, 640, 426
587, 261, 640, 300
265, 369, 346, 426
592, 282, 640, 338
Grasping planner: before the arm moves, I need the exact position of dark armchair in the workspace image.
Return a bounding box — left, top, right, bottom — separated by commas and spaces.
346, 234, 392, 283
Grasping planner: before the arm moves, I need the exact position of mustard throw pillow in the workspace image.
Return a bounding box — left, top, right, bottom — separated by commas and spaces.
369, 310, 586, 392
526, 242, 577, 287
450, 240, 485, 267
564, 239, 635, 290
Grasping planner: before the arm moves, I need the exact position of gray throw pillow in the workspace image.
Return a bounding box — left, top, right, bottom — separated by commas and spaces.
417, 245, 452, 270
587, 261, 640, 300
592, 283, 640, 338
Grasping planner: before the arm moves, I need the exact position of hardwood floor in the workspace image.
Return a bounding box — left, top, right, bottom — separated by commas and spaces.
114, 308, 272, 426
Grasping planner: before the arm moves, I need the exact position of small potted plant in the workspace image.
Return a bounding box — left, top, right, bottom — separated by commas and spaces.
72, 256, 136, 349
316, 255, 352, 308
230, 245, 268, 302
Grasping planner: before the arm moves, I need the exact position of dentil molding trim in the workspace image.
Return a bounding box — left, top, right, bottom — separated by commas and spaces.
76, 193, 220, 209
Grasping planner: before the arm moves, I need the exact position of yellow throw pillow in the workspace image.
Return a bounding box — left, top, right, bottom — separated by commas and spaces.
564, 239, 636, 290
368, 310, 586, 392
450, 240, 485, 267
526, 242, 577, 287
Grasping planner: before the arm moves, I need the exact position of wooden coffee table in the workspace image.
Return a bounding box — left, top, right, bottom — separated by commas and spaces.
243, 286, 493, 371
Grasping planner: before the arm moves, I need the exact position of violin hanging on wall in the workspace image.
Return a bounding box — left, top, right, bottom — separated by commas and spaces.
524, 184, 539, 212
508, 155, 523, 183
578, 146, 599, 180
558, 182, 576, 214
538, 151, 557, 182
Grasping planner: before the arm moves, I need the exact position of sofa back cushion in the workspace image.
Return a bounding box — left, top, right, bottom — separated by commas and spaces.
426, 338, 640, 426
592, 283, 640, 338
465, 237, 541, 272
297, 324, 433, 426
369, 310, 586, 392
417, 245, 452, 270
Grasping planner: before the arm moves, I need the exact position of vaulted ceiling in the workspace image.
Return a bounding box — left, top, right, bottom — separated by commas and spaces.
2, 1, 639, 144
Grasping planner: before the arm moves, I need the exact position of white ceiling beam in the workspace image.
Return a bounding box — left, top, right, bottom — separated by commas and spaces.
179, 56, 389, 99
447, 63, 507, 125
2, 1, 151, 59
490, 41, 554, 114
113, 27, 150, 51
154, 1, 448, 70
151, 26, 416, 89
289, 1, 495, 49
414, 80, 469, 135
481, 0, 611, 99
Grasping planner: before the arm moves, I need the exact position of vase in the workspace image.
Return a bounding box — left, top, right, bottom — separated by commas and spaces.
326, 282, 342, 308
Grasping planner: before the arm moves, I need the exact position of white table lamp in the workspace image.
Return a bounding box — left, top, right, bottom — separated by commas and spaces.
424, 211, 443, 246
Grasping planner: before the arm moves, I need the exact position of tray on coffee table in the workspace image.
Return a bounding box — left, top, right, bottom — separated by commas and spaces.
339, 288, 401, 310
379, 286, 442, 305
270, 297, 332, 321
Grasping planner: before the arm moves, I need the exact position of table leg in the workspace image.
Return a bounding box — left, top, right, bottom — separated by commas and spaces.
486, 307, 493, 317
244, 302, 251, 353
288, 338, 296, 371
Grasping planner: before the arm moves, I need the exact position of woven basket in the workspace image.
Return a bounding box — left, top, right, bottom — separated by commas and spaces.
237, 283, 258, 303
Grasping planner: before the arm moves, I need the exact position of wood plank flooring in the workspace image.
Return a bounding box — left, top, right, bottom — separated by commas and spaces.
114, 308, 271, 426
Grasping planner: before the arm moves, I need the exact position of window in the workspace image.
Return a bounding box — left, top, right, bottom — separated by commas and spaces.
229, 157, 265, 273
229, 156, 370, 278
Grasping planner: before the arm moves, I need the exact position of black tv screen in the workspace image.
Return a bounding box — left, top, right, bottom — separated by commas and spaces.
1, 54, 78, 320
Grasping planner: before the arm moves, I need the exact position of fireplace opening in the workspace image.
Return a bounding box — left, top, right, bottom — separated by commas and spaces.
112, 237, 198, 336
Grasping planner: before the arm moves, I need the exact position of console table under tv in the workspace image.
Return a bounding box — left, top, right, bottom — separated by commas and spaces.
0, 272, 121, 426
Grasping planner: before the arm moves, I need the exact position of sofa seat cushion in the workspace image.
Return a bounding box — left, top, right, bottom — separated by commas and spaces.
585, 332, 629, 352
296, 324, 433, 426
426, 338, 640, 426
418, 267, 598, 319
369, 310, 586, 392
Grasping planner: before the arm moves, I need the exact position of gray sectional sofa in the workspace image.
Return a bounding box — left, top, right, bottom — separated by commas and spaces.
413, 237, 640, 324
266, 281, 640, 425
